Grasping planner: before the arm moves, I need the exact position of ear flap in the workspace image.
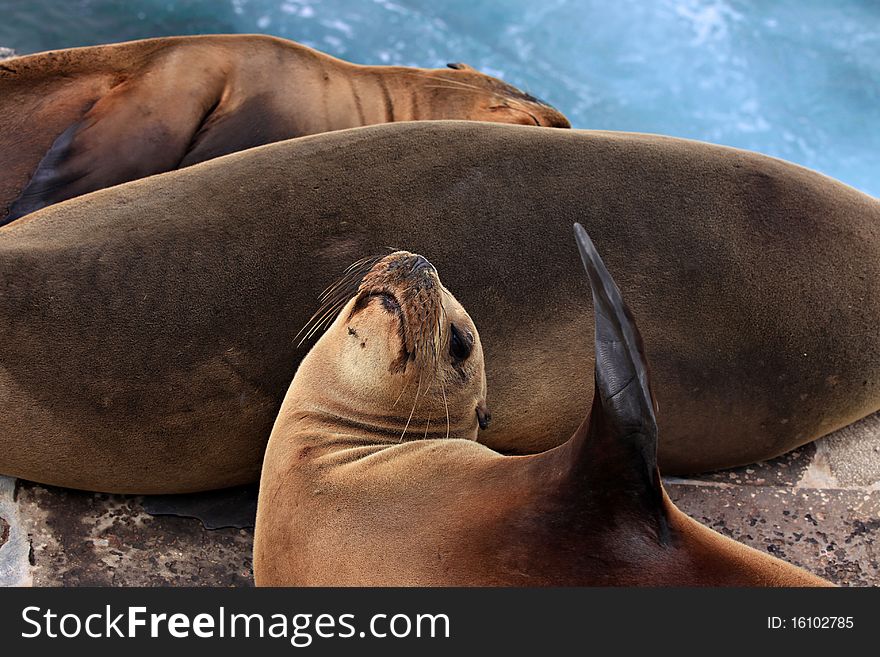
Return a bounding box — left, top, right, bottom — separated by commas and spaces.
569, 223, 666, 534
476, 403, 492, 430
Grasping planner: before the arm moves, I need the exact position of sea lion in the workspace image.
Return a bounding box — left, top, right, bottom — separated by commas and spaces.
1, 121, 878, 493
0, 34, 569, 225
253, 230, 831, 586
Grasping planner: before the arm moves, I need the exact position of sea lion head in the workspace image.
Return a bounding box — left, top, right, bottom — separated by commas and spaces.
420, 62, 571, 128
295, 251, 489, 442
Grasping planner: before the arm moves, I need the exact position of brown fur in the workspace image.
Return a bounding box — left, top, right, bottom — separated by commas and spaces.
0, 121, 878, 492
0, 34, 569, 224
253, 249, 830, 586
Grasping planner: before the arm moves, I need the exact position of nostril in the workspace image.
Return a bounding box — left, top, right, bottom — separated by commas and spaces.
411, 254, 434, 274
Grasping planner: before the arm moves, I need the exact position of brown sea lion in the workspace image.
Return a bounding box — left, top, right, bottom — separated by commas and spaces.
253, 231, 830, 586
0, 34, 569, 225
1, 121, 878, 493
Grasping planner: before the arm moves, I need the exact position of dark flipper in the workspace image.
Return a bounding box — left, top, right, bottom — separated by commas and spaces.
1, 68, 223, 227
141, 484, 258, 530
570, 222, 668, 538
4, 122, 84, 223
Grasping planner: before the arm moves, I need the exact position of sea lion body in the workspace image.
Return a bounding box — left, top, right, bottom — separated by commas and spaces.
1, 121, 878, 492
0, 34, 569, 224
253, 241, 830, 586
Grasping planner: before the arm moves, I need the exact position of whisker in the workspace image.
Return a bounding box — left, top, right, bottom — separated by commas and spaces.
440, 376, 450, 441
297, 295, 348, 345
399, 372, 423, 443
315, 276, 356, 305
317, 255, 381, 301
316, 255, 374, 293
294, 254, 385, 347
298, 287, 353, 336
397, 70, 493, 94
299, 312, 340, 345
391, 370, 414, 409
422, 411, 431, 440
422, 84, 498, 97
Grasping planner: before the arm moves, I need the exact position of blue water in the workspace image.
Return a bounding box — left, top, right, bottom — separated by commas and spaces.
1, 0, 878, 196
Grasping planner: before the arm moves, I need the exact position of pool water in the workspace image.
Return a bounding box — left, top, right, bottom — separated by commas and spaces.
1, 0, 878, 196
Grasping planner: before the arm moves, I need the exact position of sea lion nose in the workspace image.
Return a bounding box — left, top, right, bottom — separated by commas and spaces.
410, 254, 435, 275
545, 110, 571, 129
553, 115, 572, 129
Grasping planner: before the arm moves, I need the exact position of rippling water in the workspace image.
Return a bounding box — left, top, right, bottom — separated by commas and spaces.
1, 0, 878, 196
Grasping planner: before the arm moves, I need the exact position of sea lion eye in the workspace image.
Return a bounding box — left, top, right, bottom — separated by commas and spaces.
450, 323, 472, 361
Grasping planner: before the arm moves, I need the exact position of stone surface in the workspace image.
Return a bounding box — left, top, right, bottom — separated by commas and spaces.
0, 476, 32, 587
669, 485, 880, 586
819, 413, 880, 488
665, 410, 880, 587
674, 442, 818, 488
16, 482, 252, 587
1, 410, 879, 587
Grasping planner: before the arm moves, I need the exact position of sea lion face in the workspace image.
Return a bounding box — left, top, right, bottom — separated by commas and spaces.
301, 251, 488, 441
428, 62, 571, 128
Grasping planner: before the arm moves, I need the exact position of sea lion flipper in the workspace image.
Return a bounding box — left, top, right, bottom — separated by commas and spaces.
574, 223, 657, 434
571, 223, 664, 504
4, 121, 83, 222
4, 72, 220, 225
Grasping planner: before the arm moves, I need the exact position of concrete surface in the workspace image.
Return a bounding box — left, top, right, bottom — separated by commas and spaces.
1, 410, 879, 587
669, 412, 880, 586
0, 476, 31, 586
9, 483, 253, 587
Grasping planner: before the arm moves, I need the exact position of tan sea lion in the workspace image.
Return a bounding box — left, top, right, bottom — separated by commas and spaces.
0, 34, 569, 225
253, 230, 831, 586
1, 121, 878, 493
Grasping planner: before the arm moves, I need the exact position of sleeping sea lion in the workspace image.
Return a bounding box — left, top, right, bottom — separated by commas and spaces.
0, 121, 878, 492
0, 34, 569, 225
